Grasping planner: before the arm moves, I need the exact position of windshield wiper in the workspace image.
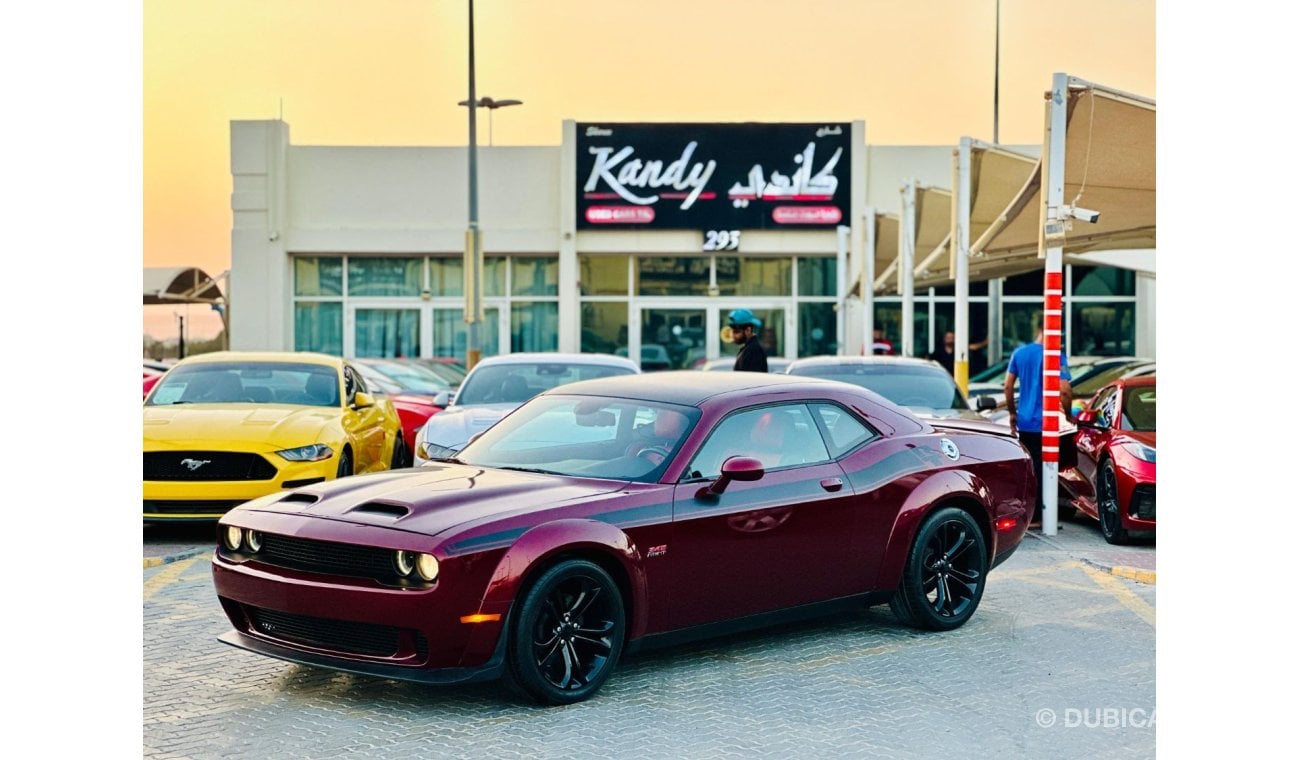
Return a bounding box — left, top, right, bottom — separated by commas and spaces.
433, 456, 466, 465
497, 466, 560, 476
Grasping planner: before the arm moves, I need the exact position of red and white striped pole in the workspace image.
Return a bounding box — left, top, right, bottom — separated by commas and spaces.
1040, 73, 1069, 536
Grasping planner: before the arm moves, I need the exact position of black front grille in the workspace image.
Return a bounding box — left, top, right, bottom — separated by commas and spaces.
144, 500, 243, 516
248, 607, 405, 657
144, 451, 277, 481
258, 534, 398, 581
1130, 485, 1156, 521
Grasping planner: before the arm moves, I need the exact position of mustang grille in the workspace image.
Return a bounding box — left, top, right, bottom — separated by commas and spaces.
247, 607, 427, 659
1130, 485, 1156, 521
257, 534, 398, 581
144, 451, 277, 481
144, 500, 243, 516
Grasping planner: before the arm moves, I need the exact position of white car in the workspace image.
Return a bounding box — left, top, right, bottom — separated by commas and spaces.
785, 355, 995, 422
413, 353, 640, 464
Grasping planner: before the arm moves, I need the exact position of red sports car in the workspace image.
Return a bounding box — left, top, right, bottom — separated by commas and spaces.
212, 372, 1035, 704
1061, 375, 1156, 544
353, 361, 444, 467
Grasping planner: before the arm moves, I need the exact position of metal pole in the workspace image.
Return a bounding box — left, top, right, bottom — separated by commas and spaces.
1040, 72, 1069, 536
954, 138, 972, 393
863, 209, 876, 354
836, 225, 849, 354
994, 0, 1001, 144
900, 181, 916, 357
464, 0, 483, 370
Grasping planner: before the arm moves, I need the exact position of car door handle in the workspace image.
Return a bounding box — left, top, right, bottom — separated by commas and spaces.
820, 477, 843, 492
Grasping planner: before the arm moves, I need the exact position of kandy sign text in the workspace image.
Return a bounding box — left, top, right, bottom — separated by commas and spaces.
576, 123, 851, 230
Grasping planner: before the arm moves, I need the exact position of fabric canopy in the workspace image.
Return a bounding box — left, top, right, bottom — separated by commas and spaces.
967, 82, 1156, 281
902, 186, 952, 293
869, 213, 900, 295
144, 267, 225, 305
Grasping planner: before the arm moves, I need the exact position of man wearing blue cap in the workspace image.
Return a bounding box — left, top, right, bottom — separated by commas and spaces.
728, 308, 768, 372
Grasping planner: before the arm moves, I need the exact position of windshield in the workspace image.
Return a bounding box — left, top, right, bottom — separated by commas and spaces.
789, 363, 966, 411
455, 362, 636, 406
457, 395, 699, 482
364, 361, 452, 393
1121, 385, 1157, 432
1073, 361, 1146, 396
145, 361, 340, 407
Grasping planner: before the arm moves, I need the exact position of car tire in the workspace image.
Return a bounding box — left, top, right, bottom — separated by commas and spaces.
335, 448, 353, 480
391, 434, 409, 470
1096, 459, 1131, 545
889, 506, 988, 631
503, 559, 625, 706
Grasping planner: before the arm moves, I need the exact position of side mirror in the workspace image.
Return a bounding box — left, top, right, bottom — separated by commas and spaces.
976, 395, 997, 412
351, 391, 375, 409
696, 456, 765, 499
433, 390, 453, 407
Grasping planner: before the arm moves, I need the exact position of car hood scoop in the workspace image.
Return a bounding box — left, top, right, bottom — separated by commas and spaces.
248, 463, 623, 535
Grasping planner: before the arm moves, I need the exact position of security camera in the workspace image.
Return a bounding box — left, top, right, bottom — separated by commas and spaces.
1069, 206, 1100, 224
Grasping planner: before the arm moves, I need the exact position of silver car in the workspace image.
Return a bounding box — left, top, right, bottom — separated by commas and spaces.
413, 353, 640, 464
785, 355, 995, 421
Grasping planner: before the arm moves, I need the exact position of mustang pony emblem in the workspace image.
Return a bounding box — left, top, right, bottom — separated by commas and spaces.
180, 458, 212, 471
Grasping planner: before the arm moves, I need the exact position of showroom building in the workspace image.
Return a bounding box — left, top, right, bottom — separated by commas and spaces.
228, 119, 1153, 370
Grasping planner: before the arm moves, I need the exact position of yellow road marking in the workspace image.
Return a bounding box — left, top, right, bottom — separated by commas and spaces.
143, 556, 202, 601
1081, 563, 1155, 627
1109, 565, 1156, 584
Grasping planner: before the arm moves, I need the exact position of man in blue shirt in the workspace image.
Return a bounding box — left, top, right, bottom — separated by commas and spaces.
1003, 314, 1073, 524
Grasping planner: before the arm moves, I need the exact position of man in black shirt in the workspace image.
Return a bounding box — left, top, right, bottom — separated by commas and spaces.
728, 308, 769, 372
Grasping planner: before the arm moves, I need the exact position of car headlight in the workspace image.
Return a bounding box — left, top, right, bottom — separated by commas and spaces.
276, 443, 334, 462
418, 441, 457, 461
1118, 442, 1156, 463
245, 530, 263, 553
393, 550, 439, 582
223, 525, 243, 551
416, 553, 439, 582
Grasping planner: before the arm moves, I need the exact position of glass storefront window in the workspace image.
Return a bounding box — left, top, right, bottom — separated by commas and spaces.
932, 281, 989, 297
355, 308, 421, 357
1072, 266, 1135, 297
580, 256, 628, 296
512, 302, 559, 352
1001, 302, 1041, 354
348, 257, 422, 297
873, 304, 902, 354
294, 257, 343, 296
581, 302, 628, 355
797, 257, 836, 297
512, 257, 558, 296
294, 302, 342, 355
635, 257, 712, 296
716, 257, 792, 296
1071, 302, 1135, 356
432, 308, 499, 358
485, 257, 507, 297
798, 303, 837, 357
429, 257, 463, 297
1002, 270, 1046, 296
642, 308, 707, 370
932, 302, 992, 373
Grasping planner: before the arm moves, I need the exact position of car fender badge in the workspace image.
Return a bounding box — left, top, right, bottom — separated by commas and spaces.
646, 545, 667, 558
940, 438, 960, 461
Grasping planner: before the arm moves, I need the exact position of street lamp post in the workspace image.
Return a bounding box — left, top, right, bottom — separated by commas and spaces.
463, 0, 483, 371
458, 96, 524, 146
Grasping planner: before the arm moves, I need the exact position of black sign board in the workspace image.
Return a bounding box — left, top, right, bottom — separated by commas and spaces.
576, 123, 852, 230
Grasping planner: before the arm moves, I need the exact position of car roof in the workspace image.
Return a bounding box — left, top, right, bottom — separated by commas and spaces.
173, 351, 342, 369
469, 352, 639, 371
788, 355, 945, 370
543, 370, 843, 406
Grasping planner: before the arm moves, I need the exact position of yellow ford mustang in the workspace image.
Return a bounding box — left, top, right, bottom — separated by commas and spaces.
144, 351, 406, 521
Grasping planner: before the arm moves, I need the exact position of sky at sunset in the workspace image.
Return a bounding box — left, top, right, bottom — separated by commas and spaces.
142, 0, 1156, 339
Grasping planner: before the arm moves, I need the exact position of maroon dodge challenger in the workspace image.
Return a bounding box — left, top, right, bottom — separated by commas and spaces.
213, 372, 1035, 704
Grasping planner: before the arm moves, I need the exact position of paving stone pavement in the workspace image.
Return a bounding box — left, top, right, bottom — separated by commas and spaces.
144, 538, 1155, 759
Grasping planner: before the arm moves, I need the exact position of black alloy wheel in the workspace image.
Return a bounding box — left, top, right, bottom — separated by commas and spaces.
890, 507, 988, 631
335, 448, 353, 480
1097, 460, 1131, 545
504, 559, 625, 705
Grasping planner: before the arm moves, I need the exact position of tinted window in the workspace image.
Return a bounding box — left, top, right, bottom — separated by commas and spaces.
147, 362, 340, 407
1121, 386, 1156, 432
455, 362, 635, 406
687, 404, 830, 480
811, 403, 879, 456
789, 363, 965, 411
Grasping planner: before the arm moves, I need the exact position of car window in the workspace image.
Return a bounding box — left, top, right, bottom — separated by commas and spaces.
455, 362, 636, 405
146, 361, 341, 407
789, 363, 966, 411
1121, 386, 1157, 432
1091, 386, 1120, 428
686, 404, 831, 480
810, 403, 879, 457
